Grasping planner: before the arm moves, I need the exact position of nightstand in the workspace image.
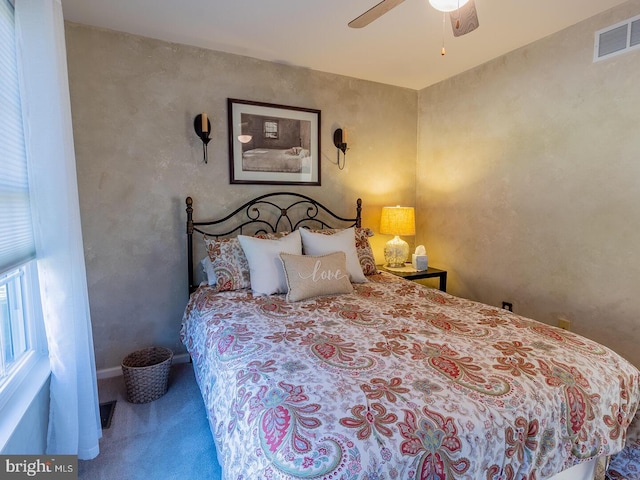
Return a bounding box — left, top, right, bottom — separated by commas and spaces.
378, 264, 448, 292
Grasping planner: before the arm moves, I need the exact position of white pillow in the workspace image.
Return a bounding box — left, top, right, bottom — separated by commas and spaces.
238, 230, 302, 295
299, 227, 367, 283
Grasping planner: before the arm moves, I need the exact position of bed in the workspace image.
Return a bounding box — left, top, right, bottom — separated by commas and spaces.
242, 147, 312, 174
181, 193, 640, 480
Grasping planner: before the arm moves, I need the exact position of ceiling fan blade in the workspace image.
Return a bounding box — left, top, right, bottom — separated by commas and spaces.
348, 0, 406, 28
449, 0, 479, 37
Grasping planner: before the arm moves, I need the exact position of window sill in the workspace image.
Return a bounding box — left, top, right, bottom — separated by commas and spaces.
0, 354, 50, 452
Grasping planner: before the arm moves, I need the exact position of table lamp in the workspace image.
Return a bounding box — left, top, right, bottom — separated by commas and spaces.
380, 206, 415, 267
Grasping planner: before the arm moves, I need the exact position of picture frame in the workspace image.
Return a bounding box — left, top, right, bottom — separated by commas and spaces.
228, 98, 321, 185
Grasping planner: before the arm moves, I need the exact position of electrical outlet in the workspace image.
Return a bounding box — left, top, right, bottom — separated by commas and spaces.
502, 301, 513, 312
558, 317, 571, 331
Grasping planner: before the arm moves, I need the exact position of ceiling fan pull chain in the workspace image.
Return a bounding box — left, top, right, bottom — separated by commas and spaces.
441, 12, 446, 55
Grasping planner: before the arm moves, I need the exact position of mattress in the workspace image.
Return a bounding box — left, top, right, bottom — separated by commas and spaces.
180, 271, 640, 479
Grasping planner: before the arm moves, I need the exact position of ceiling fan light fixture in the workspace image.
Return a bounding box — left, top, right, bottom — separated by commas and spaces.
428, 0, 469, 13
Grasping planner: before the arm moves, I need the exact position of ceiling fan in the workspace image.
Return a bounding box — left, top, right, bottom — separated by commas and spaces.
349, 0, 479, 37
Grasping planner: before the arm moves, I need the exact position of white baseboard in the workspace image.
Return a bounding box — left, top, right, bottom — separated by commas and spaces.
97, 353, 191, 380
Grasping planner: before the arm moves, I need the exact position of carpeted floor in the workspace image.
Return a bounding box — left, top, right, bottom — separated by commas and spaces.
79, 362, 222, 480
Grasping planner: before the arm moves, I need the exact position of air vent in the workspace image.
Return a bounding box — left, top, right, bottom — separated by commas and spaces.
631, 18, 640, 47
594, 14, 640, 61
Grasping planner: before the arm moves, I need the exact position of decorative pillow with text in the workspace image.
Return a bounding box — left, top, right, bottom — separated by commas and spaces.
280, 252, 353, 302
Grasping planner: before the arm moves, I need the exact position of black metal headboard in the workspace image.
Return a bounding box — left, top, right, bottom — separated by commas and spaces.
186, 192, 362, 294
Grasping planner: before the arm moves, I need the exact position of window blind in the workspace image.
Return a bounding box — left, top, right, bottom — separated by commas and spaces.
0, 0, 35, 274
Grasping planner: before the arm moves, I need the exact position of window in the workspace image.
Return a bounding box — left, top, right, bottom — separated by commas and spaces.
1, 0, 99, 457
263, 120, 279, 139
0, 267, 31, 380
0, 0, 48, 420
0, 271, 26, 376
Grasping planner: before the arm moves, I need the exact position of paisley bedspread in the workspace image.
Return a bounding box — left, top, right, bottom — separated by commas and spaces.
180, 272, 640, 480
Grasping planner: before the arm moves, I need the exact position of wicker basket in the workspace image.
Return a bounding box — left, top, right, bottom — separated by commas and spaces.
121, 347, 173, 404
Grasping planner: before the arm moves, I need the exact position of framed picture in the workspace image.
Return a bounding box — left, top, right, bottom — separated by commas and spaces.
228, 98, 321, 185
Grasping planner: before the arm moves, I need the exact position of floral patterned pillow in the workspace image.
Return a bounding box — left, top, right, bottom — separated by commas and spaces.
203, 232, 292, 291
203, 237, 250, 291
254, 231, 290, 240
203, 228, 376, 291
309, 227, 377, 276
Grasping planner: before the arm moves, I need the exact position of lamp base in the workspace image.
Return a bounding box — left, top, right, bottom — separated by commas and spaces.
384, 236, 409, 268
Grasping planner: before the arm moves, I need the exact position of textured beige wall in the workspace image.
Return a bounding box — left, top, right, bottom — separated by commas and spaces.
65, 23, 417, 369
417, 0, 640, 367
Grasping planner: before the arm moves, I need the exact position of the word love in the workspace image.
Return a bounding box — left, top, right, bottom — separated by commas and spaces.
299, 260, 349, 283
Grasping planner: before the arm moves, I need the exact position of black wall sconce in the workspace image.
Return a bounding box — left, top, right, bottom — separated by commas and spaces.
333, 128, 348, 170
194, 113, 211, 163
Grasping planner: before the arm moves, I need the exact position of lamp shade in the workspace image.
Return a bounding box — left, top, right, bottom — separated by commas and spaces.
380, 206, 415, 236
429, 0, 469, 12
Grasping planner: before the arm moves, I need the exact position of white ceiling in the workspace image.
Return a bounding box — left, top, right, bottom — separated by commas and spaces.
60, 0, 629, 90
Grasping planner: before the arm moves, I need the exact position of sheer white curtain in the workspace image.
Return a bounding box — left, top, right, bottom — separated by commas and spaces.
15, 0, 101, 459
